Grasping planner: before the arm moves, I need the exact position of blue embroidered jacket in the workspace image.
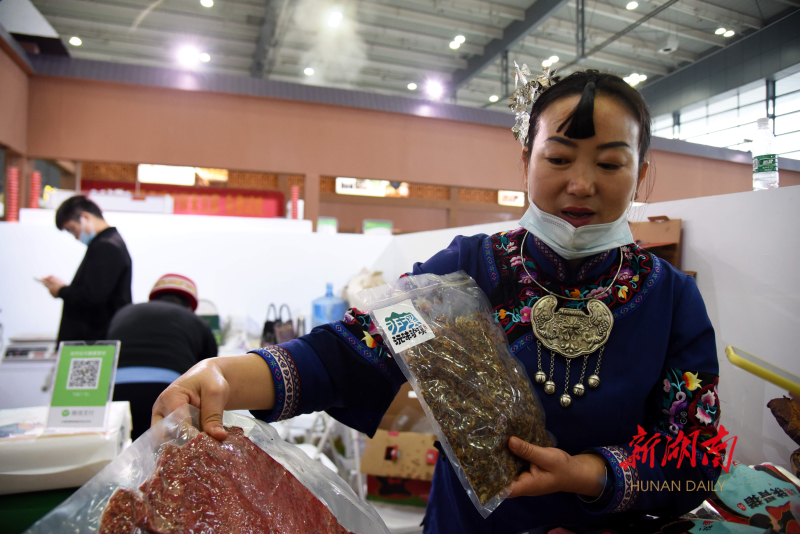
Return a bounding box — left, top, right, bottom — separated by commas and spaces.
250, 228, 722, 534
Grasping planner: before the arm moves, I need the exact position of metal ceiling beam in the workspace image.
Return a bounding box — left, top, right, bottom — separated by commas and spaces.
667, 0, 762, 30
251, 0, 281, 78
559, 0, 680, 71
355, 24, 485, 56
640, 9, 800, 117
576, 0, 586, 61
537, 16, 697, 63
384, 0, 525, 22
278, 29, 471, 69
515, 36, 670, 74
354, 2, 505, 40
34, 0, 258, 39
276, 36, 468, 70
449, 0, 570, 93
582, 1, 726, 48
44, 15, 259, 51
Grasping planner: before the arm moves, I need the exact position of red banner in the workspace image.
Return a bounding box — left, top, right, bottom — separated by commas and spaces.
80, 180, 285, 218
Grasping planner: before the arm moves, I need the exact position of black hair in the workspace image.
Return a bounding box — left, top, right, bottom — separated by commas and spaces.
55, 195, 104, 230
152, 292, 193, 309
524, 69, 652, 172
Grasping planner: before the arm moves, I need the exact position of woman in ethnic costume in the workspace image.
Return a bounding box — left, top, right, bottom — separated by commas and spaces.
153, 69, 723, 534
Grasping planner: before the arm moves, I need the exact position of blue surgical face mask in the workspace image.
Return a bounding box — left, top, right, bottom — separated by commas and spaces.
519, 201, 634, 260
78, 219, 96, 246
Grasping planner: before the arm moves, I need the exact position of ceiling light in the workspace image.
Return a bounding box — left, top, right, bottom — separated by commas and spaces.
542, 59, 552, 67
304, 67, 314, 76
407, 82, 417, 90
454, 35, 465, 44
549, 55, 559, 63
328, 11, 343, 27
199, 52, 210, 62
177, 46, 200, 67
69, 36, 82, 46
723, 30, 735, 37
626, 1, 638, 9
715, 27, 726, 35
489, 95, 499, 102
624, 72, 647, 86
200, 0, 213, 7
449, 41, 460, 49
426, 81, 443, 99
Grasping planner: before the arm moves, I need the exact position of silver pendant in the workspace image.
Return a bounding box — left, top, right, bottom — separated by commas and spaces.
532, 295, 613, 358
559, 393, 572, 407
572, 383, 585, 397
588, 374, 600, 388
534, 371, 547, 384
544, 380, 556, 394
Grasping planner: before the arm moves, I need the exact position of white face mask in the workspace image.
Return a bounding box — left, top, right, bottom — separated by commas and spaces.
519, 201, 634, 260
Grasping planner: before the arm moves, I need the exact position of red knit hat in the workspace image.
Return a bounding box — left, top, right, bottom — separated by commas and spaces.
149, 274, 199, 311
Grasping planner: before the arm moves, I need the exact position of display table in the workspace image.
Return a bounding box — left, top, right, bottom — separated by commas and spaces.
0, 402, 132, 495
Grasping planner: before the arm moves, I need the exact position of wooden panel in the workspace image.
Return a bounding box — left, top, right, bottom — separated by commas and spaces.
409, 183, 450, 200
320, 176, 335, 193
457, 187, 497, 204
82, 162, 137, 182
228, 171, 278, 190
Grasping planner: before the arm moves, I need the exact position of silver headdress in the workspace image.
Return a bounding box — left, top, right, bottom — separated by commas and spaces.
509, 62, 560, 147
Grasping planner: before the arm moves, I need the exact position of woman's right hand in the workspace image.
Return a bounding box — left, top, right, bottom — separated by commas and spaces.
151, 353, 275, 441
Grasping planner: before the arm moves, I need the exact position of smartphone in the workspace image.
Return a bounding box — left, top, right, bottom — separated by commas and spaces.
726, 346, 800, 396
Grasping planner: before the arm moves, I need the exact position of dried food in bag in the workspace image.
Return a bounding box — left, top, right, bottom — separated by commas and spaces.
360, 271, 552, 517
100, 426, 353, 533
25, 406, 389, 534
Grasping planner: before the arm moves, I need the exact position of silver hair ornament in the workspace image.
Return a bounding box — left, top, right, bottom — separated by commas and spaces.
509, 61, 560, 147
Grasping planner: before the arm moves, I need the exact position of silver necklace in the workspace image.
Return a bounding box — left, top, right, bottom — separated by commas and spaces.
520, 231, 622, 407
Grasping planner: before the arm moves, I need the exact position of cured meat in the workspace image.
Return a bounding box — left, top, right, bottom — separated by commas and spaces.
100, 426, 354, 534
767, 397, 800, 446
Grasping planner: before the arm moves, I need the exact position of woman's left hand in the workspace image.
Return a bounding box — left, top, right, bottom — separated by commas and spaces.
507, 436, 606, 498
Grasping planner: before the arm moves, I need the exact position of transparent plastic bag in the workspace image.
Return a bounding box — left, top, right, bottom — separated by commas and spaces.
358, 271, 552, 518
25, 405, 389, 534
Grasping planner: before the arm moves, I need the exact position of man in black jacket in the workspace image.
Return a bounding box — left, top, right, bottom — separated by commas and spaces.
41, 196, 132, 344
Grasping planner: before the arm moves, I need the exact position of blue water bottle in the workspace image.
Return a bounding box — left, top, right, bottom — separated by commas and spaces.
311, 283, 348, 329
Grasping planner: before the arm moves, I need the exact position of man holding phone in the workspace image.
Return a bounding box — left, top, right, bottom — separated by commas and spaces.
40, 196, 132, 344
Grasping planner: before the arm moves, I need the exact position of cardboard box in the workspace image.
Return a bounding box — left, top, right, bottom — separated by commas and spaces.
361, 383, 438, 506
630, 215, 682, 269
365, 475, 432, 507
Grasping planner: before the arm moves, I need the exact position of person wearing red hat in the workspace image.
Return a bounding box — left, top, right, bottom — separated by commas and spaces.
108, 274, 217, 439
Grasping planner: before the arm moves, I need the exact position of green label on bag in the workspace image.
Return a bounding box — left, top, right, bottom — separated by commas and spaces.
753, 154, 778, 173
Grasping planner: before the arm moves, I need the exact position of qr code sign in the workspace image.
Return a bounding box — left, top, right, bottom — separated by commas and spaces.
66, 358, 103, 390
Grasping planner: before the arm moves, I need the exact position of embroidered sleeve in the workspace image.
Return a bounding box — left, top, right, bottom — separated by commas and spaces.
249, 346, 301, 423
332, 308, 395, 380
580, 367, 725, 517
581, 446, 640, 514
651, 368, 725, 479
